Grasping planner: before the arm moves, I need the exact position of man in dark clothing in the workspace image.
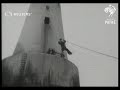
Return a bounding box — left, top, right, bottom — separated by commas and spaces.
51, 49, 56, 55
47, 48, 52, 54
58, 38, 72, 57
47, 48, 56, 55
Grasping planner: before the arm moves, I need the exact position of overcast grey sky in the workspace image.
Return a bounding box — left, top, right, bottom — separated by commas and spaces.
2, 3, 118, 86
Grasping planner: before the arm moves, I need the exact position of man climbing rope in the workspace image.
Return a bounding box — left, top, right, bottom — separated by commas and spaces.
58, 38, 72, 57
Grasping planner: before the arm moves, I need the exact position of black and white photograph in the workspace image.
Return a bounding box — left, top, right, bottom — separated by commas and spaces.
2, 3, 118, 87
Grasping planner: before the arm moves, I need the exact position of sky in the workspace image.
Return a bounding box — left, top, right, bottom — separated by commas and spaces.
2, 3, 118, 86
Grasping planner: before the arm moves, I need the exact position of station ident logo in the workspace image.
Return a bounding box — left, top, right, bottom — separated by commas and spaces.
104, 4, 116, 24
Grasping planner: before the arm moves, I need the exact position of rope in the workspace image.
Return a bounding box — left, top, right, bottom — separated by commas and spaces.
66, 40, 118, 60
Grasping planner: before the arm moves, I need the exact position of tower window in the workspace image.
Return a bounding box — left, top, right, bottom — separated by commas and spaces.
44, 17, 50, 24
46, 5, 49, 10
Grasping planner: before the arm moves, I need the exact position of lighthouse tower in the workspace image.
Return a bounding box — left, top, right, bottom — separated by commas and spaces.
14, 3, 67, 57
2, 3, 80, 87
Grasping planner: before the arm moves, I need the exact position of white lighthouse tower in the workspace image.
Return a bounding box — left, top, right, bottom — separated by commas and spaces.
14, 4, 67, 57
2, 3, 80, 87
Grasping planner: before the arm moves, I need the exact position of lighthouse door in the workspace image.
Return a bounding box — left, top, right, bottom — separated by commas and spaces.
42, 17, 50, 53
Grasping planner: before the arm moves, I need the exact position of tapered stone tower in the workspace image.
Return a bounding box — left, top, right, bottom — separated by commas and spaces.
2, 3, 80, 87
14, 4, 66, 56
